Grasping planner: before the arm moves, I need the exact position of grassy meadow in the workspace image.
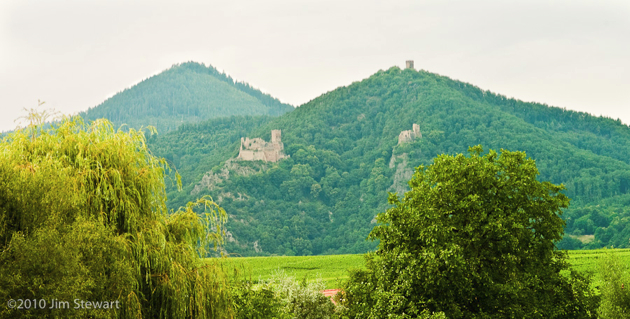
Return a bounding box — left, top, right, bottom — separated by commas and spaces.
566, 248, 630, 276
213, 248, 630, 289
216, 254, 364, 289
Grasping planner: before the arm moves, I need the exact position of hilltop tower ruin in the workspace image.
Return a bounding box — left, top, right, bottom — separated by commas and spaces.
271, 129, 281, 143
406, 60, 415, 70
398, 123, 421, 144
238, 130, 288, 162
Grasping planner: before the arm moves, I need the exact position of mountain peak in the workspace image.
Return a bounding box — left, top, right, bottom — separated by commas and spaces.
81, 62, 293, 133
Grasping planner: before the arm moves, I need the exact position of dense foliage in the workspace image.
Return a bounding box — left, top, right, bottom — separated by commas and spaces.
341, 147, 598, 319
597, 250, 630, 318
145, 66, 630, 256
266, 271, 336, 319
81, 61, 293, 134
231, 270, 338, 319
0, 116, 232, 318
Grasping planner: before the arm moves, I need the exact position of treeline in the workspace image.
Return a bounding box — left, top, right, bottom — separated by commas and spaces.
81, 62, 293, 134
147, 66, 630, 255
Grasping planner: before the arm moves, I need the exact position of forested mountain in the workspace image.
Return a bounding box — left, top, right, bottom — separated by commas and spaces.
81, 62, 294, 133
147, 66, 630, 256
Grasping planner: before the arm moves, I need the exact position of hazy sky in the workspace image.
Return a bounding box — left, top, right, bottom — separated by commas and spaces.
1, 0, 629, 132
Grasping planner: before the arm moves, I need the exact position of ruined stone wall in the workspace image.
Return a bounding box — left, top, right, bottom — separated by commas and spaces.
237, 130, 288, 162
398, 123, 422, 144
398, 131, 413, 144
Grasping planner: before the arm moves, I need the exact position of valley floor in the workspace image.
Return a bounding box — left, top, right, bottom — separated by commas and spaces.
210, 248, 630, 290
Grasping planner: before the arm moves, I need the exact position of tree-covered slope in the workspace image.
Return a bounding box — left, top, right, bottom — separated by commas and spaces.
149, 66, 630, 256
81, 62, 294, 133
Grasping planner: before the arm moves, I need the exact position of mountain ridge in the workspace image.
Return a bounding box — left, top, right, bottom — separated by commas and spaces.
80, 61, 294, 133
144, 65, 630, 255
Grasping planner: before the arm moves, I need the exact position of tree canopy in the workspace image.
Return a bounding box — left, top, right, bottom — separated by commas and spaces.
341, 146, 598, 318
0, 114, 231, 318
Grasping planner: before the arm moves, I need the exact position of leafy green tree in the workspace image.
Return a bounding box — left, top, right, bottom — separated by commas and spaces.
344, 146, 598, 318
0, 114, 232, 318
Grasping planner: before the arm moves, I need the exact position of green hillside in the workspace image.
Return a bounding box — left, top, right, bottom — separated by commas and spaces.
148, 66, 630, 256
81, 62, 294, 133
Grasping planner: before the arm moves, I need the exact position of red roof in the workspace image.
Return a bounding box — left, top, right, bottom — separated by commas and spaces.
320, 289, 342, 305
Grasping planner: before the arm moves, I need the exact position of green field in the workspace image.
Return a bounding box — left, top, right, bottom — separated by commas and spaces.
212, 249, 630, 289
566, 248, 630, 276
216, 254, 365, 289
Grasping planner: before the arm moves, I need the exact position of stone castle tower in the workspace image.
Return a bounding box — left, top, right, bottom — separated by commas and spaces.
237, 130, 288, 162
406, 60, 414, 70
398, 123, 421, 144
271, 129, 281, 143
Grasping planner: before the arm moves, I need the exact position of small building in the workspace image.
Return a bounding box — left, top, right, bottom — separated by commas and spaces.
405, 60, 414, 70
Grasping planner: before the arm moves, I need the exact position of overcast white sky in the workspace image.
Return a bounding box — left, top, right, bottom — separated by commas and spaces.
1, 0, 629, 132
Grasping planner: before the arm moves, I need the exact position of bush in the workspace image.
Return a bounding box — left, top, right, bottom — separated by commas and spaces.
232, 281, 286, 319
598, 250, 630, 318
230, 269, 337, 319
267, 271, 336, 319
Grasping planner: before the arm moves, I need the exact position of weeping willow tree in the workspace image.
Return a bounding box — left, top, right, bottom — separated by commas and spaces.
0, 112, 233, 318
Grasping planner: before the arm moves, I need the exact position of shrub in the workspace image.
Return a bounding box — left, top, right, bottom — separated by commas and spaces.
598, 250, 630, 318
232, 281, 286, 319
267, 270, 336, 319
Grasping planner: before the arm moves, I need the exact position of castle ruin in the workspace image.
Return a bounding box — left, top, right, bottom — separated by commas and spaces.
406, 60, 414, 70
237, 130, 289, 162
398, 123, 421, 144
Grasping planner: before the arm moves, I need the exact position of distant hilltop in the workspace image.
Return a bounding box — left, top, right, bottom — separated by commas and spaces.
80, 61, 293, 133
